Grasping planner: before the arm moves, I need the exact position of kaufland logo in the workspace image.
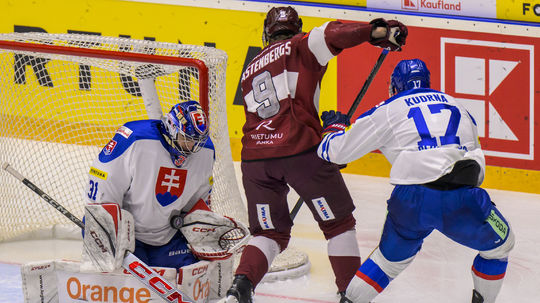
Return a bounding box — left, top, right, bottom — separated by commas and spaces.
441, 38, 534, 160
402, 0, 418, 10
403, 0, 462, 11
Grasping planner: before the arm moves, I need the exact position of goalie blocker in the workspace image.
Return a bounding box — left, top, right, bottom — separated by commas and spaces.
81, 203, 135, 273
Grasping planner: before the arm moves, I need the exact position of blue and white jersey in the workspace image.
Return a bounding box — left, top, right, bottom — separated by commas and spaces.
318, 88, 485, 185
86, 119, 215, 246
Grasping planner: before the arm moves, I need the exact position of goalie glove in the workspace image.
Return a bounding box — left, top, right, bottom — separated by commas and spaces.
180, 210, 250, 261
81, 203, 135, 273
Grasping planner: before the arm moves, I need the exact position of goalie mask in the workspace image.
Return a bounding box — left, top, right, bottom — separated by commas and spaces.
389, 58, 431, 96
162, 100, 209, 165
263, 6, 303, 46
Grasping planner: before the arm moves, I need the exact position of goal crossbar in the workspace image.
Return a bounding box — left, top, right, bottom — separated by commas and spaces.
0, 39, 209, 113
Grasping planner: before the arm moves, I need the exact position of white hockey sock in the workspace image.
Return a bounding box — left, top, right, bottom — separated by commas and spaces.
471, 255, 508, 303
346, 273, 380, 303
472, 273, 504, 303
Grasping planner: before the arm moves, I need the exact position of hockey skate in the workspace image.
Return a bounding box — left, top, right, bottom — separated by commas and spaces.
472, 289, 484, 303
338, 291, 353, 303
222, 274, 254, 303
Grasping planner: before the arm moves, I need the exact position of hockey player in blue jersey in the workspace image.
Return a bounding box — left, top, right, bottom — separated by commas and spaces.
317, 59, 515, 303
82, 98, 248, 302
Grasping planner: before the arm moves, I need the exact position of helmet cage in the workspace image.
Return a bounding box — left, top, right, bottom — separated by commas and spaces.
263, 6, 302, 46
162, 100, 209, 157
389, 59, 431, 96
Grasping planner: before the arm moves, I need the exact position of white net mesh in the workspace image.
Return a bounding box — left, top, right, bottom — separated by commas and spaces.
0, 33, 245, 241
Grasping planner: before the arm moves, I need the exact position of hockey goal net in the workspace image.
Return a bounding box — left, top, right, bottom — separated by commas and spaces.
0, 33, 243, 240
0, 33, 309, 279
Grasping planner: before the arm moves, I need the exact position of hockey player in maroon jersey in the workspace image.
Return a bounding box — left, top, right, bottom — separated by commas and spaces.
223, 6, 407, 303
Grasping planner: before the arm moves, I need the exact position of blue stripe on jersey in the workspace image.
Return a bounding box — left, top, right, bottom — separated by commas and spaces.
320, 131, 345, 162
320, 135, 330, 161
203, 136, 215, 151
357, 88, 444, 120
99, 120, 162, 163
204, 137, 216, 162
468, 112, 477, 126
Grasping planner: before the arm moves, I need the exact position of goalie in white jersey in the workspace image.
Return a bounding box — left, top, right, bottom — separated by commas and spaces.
82, 98, 248, 302
318, 59, 514, 303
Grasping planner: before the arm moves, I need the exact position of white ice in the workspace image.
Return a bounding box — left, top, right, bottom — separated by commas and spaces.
1, 165, 539, 303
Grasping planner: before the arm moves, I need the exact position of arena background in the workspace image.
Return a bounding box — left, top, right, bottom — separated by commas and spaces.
1, 0, 539, 193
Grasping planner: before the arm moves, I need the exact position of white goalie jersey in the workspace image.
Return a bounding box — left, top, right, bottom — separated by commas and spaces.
318, 88, 486, 185
86, 119, 214, 246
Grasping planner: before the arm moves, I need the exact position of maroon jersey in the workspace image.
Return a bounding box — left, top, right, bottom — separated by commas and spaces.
240, 21, 374, 160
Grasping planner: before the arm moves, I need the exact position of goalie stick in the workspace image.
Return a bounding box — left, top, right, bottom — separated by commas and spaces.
289, 49, 389, 221
1, 162, 195, 303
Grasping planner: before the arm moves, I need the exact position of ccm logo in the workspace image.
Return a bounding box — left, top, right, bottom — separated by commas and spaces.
90, 230, 108, 253
129, 261, 191, 303
192, 265, 209, 276
192, 227, 216, 232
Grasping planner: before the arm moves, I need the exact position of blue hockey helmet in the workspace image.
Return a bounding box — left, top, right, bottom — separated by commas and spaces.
162, 100, 209, 158
389, 59, 431, 95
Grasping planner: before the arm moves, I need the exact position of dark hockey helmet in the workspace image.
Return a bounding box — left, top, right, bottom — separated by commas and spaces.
263, 6, 303, 46
162, 100, 209, 158
389, 59, 431, 96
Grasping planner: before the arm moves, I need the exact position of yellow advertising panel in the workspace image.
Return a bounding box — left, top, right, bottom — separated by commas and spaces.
1, 0, 538, 194
0, 0, 338, 140
290, 0, 366, 6
497, 0, 540, 23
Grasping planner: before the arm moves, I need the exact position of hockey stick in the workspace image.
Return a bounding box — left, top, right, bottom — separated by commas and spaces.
2, 162, 195, 303
289, 49, 389, 221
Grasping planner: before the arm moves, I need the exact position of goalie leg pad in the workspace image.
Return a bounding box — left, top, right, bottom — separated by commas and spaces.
208, 258, 234, 301
81, 203, 135, 272
177, 260, 212, 303
22, 260, 179, 303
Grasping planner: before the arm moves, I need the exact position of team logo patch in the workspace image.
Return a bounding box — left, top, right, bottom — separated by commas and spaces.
256, 204, 275, 230
103, 140, 117, 155
189, 110, 207, 135
311, 197, 335, 221
115, 125, 133, 139
155, 167, 187, 207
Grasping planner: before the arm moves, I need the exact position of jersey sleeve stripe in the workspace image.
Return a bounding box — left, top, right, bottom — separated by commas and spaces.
308, 22, 334, 66
320, 131, 345, 162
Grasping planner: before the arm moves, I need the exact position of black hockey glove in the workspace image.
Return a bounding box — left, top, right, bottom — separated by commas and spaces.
321, 110, 350, 138
369, 18, 408, 51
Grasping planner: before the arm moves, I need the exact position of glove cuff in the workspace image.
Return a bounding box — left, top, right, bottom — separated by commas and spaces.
322, 123, 348, 137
